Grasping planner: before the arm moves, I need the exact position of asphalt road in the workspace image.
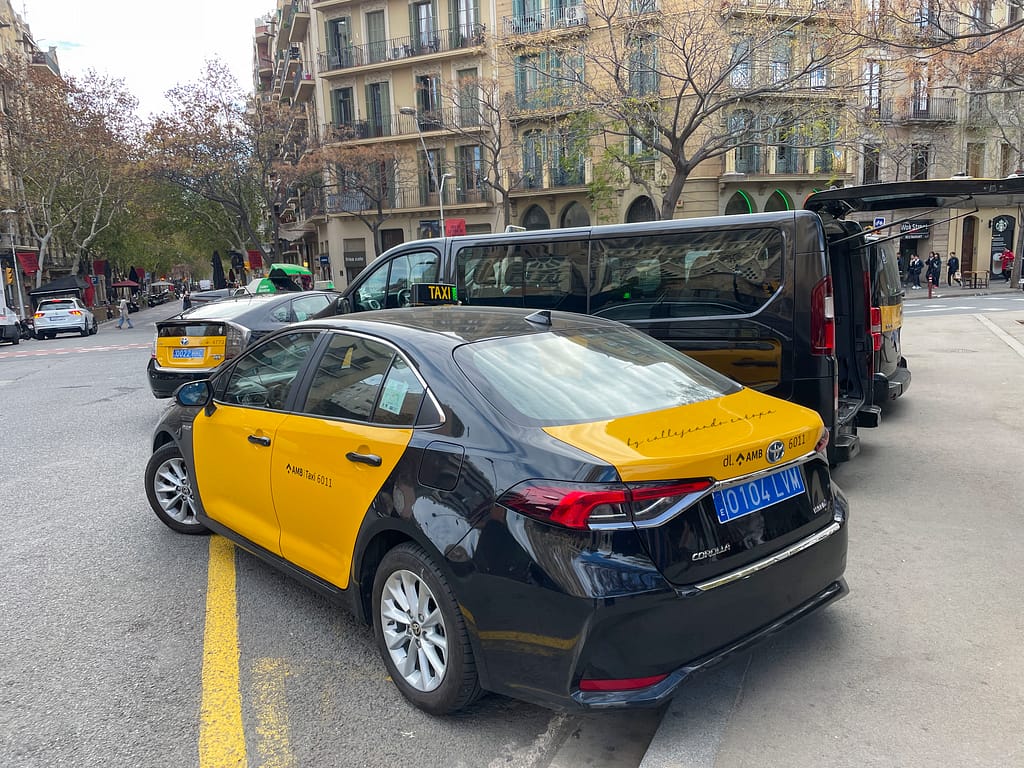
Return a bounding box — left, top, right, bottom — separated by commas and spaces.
2, 303, 1022, 767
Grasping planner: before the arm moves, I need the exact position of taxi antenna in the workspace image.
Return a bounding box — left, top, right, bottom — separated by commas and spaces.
525, 310, 551, 326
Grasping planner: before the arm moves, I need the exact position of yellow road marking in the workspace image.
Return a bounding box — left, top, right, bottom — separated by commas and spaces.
200, 536, 247, 768
253, 658, 295, 768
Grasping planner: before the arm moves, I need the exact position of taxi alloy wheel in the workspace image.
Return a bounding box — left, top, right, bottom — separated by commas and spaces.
373, 544, 482, 715
144, 444, 209, 535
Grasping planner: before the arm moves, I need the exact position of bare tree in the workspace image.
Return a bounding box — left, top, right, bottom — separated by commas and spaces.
533, 0, 875, 219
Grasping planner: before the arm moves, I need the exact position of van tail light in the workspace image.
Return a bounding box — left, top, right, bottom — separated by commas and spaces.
811, 275, 834, 356
497, 479, 714, 530
870, 306, 883, 352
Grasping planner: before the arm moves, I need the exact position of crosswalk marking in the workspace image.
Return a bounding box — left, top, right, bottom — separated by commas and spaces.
0, 342, 150, 359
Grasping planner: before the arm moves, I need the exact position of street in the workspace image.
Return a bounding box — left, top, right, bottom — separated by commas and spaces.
2, 303, 1022, 767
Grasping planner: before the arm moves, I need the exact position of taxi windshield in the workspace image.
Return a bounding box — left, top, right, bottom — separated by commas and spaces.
454, 326, 740, 425
180, 297, 273, 320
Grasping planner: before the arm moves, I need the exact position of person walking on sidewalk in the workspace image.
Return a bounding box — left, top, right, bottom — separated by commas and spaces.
1000, 248, 1015, 282
116, 297, 134, 329
947, 252, 960, 286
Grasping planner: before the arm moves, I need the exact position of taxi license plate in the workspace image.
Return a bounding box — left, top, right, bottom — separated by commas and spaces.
172, 348, 205, 360
712, 466, 805, 524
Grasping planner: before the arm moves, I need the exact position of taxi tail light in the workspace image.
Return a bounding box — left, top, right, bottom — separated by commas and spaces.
224, 325, 246, 360
810, 275, 835, 356
870, 306, 883, 352
815, 428, 829, 456
579, 673, 668, 692
498, 479, 713, 530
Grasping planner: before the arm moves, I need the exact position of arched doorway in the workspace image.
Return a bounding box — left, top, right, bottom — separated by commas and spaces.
725, 190, 756, 215
626, 196, 656, 223
522, 204, 550, 230
560, 201, 590, 228
765, 189, 793, 212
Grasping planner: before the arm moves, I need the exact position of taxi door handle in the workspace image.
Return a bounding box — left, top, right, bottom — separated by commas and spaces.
346, 451, 382, 467
248, 435, 271, 447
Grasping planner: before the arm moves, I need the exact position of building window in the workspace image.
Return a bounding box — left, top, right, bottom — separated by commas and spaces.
769, 41, 791, 84
1000, 143, 1015, 177
456, 144, 484, 201
413, 1, 437, 50
911, 144, 930, 180
966, 142, 985, 177
629, 34, 658, 95
415, 74, 442, 125
457, 68, 479, 127
863, 144, 881, 183
731, 40, 752, 87
864, 61, 881, 111
521, 130, 545, 188
332, 87, 354, 126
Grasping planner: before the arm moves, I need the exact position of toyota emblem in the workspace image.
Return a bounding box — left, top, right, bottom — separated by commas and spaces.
766, 440, 785, 464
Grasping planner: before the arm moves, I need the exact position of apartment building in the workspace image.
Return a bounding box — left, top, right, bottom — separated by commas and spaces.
257, 0, 1022, 289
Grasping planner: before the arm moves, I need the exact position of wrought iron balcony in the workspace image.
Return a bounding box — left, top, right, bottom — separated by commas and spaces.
879, 96, 959, 123
318, 24, 486, 74
502, 4, 589, 36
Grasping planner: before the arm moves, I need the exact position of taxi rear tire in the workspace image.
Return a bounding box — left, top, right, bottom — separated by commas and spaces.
145, 444, 209, 535
372, 543, 482, 715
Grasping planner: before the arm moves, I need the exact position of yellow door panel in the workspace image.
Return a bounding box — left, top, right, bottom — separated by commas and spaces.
273, 415, 413, 588
685, 342, 782, 390
193, 405, 290, 553
544, 389, 822, 483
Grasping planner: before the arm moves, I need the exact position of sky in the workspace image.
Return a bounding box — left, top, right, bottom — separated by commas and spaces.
22, 0, 275, 119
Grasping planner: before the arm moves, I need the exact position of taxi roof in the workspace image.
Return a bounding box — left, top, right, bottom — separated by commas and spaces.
176, 292, 292, 321
302, 305, 619, 345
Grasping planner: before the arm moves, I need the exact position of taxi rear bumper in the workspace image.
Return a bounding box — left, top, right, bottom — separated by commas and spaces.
147, 358, 213, 398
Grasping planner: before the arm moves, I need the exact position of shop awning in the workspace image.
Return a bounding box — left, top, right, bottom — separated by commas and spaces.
16, 252, 38, 273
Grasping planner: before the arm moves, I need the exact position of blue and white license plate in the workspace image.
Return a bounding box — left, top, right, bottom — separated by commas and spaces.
172, 348, 205, 360
712, 466, 805, 524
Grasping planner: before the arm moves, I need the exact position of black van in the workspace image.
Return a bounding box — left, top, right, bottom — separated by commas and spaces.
334, 210, 874, 464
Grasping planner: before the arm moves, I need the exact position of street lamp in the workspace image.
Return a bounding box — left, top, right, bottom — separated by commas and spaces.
399, 105, 445, 235
1, 208, 25, 320
439, 172, 454, 236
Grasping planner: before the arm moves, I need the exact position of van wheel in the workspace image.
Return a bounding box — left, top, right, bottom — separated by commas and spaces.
144, 444, 208, 534
372, 543, 482, 714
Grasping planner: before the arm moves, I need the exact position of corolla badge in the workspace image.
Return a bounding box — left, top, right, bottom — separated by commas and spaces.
766, 440, 785, 464
180, 337, 190, 346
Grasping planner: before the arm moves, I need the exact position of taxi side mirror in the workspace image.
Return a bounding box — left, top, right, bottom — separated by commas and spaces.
175, 380, 212, 409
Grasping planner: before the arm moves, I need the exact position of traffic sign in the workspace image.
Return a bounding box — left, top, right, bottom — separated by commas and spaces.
873, 217, 886, 229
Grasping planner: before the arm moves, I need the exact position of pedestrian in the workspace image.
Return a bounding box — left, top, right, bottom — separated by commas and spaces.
907, 254, 923, 288
926, 251, 941, 287
1000, 247, 1015, 282
947, 252, 960, 286
116, 296, 134, 329
182, 291, 192, 311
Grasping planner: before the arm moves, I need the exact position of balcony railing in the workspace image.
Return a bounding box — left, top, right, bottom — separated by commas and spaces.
320, 107, 482, 143
725, 145, 847, 176
502, 4, 589, 36
318, 24, 485, 73
510, 160, 588, 191
323, 184, 492, 214
879, 96, 959, 122
512, 86, 585, 113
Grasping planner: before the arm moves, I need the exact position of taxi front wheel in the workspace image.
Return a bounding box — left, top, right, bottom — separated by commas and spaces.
144, 444, 209, 535
372, 543, 482, 715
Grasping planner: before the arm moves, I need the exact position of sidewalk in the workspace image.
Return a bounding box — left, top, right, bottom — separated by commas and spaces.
902, 276, 1022, 299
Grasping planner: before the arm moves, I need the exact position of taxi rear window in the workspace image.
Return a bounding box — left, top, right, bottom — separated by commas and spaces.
157, 323, 226, 337
453, 325, 740, 425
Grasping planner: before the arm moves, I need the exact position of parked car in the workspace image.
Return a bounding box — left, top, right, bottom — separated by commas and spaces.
32, 297, 98, 339
0, 303, 19, 345
146, 290, 338, 397
145, 305, 849, 714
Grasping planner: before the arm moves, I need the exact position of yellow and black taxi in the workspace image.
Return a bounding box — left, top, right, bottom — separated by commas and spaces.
147, 291, 338, 398
144, 304, 849, 714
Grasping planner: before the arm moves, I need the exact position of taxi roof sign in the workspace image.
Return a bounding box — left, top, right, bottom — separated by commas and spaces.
411, 283, 458, 306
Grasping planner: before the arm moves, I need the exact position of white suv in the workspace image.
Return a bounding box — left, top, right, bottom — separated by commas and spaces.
33, 297, 98, 339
